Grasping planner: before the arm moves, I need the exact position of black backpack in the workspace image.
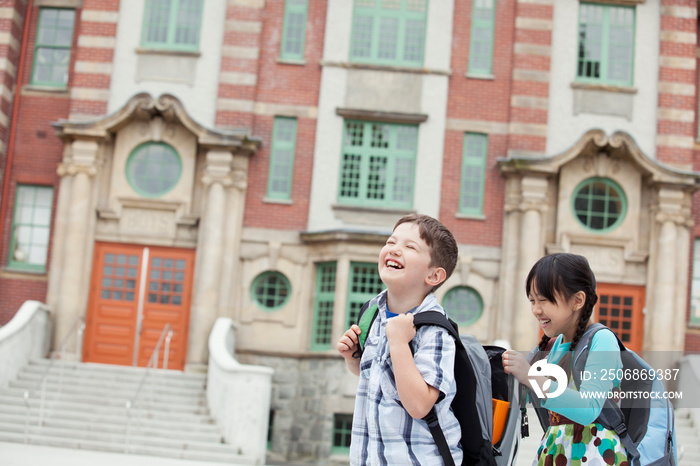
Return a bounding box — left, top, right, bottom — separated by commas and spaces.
354, 302, 521, 466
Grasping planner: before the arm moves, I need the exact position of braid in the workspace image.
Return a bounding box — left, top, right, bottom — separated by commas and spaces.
569, 291, 598, 350
537, 334, 551, 351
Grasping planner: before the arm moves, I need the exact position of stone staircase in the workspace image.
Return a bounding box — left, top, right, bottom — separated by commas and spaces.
0, 358, 255, 464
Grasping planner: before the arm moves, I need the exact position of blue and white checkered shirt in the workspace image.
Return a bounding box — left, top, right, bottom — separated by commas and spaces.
350, 290, 462, 466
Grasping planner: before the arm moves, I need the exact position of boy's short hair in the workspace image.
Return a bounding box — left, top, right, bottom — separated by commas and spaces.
394, 214, 458, 290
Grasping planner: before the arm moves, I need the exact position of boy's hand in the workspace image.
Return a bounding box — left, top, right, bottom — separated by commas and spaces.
337, 325, 361, 360
386, 313, 416, 346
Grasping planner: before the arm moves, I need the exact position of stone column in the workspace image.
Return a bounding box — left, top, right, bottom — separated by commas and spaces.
53, 140, 99, 349
648, 217, 677, 351
512, 175, 548, 350
187, 150, 233, 364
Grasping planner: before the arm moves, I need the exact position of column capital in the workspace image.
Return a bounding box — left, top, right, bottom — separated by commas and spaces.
57, 162, 98, 178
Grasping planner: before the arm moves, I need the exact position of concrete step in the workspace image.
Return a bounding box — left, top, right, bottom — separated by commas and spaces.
27, 359, 207, 382
5, 383, 207, 408
0, 413, 221, 441
0, 431, 255, 464
16, 370, 207, 392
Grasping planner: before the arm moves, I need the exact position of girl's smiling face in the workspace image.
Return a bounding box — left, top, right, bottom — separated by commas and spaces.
528, 283, 584, 343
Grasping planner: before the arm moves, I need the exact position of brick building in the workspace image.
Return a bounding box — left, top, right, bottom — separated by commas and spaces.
0, 0, 699, 462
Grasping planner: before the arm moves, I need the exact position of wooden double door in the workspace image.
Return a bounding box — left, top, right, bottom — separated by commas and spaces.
83, 242, 195, 370
595, 283, 645, 352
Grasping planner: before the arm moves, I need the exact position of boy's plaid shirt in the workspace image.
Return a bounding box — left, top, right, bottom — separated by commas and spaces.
350, 290, 462, 466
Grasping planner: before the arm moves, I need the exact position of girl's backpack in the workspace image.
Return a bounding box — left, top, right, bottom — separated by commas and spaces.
355, 302, 522, 466
527, 323, 678, 466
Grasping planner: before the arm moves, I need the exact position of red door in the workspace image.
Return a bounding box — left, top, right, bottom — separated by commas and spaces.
595, 283, 645, 352
83, 242, 195, 370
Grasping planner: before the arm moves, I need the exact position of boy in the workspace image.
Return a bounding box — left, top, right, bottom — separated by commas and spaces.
337, 214, 461, 465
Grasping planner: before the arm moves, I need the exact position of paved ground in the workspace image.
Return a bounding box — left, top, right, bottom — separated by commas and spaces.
0, 442, 247, 466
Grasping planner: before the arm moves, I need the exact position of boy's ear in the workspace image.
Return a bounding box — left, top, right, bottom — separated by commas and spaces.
425, 267, 447, 288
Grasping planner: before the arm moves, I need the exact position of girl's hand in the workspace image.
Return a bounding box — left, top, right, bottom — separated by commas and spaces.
502, 350, 531, 386
386, 313, 416, 347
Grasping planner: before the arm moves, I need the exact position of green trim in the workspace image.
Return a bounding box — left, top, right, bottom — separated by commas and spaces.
459, 133, 487, 216
267, 117, 298, 200
468, 0, 495, 76
442, 286, 483, 328
349, 0, 428, 67
345, 262, 384, 329
576, 3, 635, 87
126, 142, 183, 198
692, 239, 700, 325
571, 177, 628, 233
310, 262, 337, 351
141, 0, 203, 51
338, 120, 418, 208
331, 413, 353, 454
251, 271, 291, 311
30, 8, 75, 88
280, 0, 308, 61
8, 185, 53, 272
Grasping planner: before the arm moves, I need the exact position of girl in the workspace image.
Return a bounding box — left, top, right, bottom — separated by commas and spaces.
502, 253, 629, 466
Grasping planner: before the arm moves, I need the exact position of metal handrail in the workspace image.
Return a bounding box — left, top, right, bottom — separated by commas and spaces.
124, 323, 173, 452
23, 316, 85, 443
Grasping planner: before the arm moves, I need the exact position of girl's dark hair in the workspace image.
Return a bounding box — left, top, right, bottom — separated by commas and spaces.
526, 253, 598, 351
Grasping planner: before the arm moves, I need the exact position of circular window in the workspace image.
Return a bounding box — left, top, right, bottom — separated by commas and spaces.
572, 177, 627, 233
442, 286, 483, 327
252, 272, 291, 310
126, 142, 182, 197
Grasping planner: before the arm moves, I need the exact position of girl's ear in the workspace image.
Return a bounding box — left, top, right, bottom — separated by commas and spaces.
425, 267, 447, 288
571, 290, 586, 312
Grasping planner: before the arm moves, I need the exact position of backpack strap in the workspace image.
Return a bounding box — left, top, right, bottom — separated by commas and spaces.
352, 300, 378, 359
413, 311, 461, 466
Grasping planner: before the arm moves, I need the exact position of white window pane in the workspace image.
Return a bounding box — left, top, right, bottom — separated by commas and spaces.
28, 246, 48, 265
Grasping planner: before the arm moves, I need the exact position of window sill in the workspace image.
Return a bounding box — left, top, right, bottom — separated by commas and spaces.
570, 81, 637, 94
22, 84, 69, 95
276, 58, 306, 66
465, 73, 495, 81
135, 47, 201, 58
455, 212, 486, 221
1, 267, 48, 279
320, 60, 452, 77
332, 203, 414, 216
263, 197, 293, 205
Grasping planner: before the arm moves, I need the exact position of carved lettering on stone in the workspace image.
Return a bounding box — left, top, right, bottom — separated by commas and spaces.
570, 244, 624, 276
120, 208, 175, 238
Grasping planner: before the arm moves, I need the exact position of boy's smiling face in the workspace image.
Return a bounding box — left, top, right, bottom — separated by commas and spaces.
379, 222, 438, 293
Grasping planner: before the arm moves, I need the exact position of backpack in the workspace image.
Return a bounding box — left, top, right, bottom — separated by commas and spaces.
527, 323, 677, 466
354, 302, 522, 466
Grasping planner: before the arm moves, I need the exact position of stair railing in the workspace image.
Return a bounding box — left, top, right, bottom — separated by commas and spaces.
23, 316, 85, 443
124, 323, 173, 453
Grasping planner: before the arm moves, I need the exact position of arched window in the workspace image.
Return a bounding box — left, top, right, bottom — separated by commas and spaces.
126, 142, 182, 197
442, 286, 483, 327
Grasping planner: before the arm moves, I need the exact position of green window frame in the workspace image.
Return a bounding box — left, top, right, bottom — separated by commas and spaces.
251, 271, 291, 311
691, 239, 700, 326
345, 262, 385, 329
141, 0, 203, 51
311, 262, 337, 351
126, 142, 182, 198
280, 0, 308, 61
267, 117, 298, 200
442, 286, 483, 328
571, 177, 627, 233
8, 185, 54, 272
338, 120, 418, 209
459, 133, 487, 216
332, 413, 353, 454
468, 0, 495, 76
31, 8, 76, 88
349, 0, 428, 67
577, 3, 635, 86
